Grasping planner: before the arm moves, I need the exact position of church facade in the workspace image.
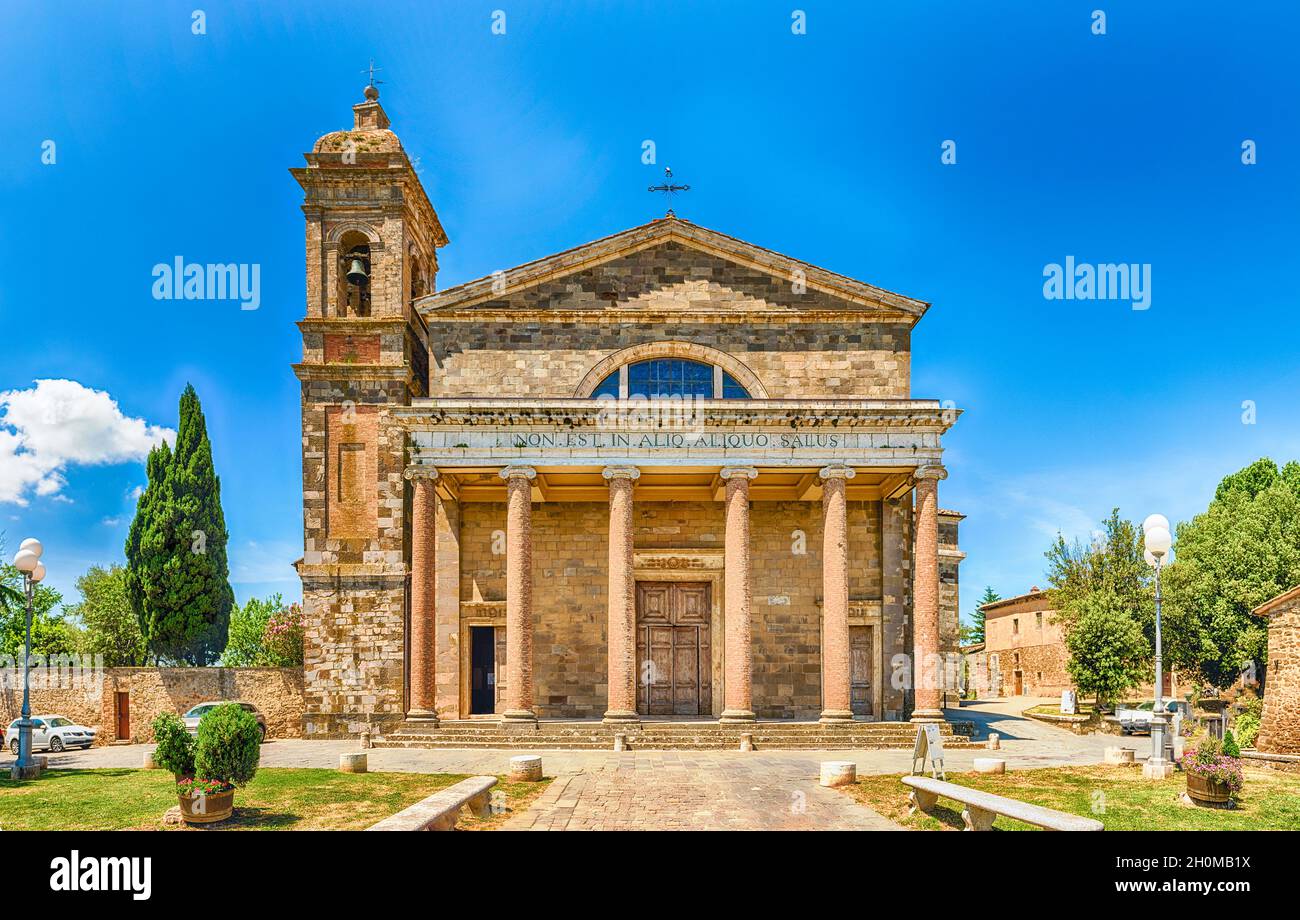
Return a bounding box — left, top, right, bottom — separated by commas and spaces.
292, 87, 963, 737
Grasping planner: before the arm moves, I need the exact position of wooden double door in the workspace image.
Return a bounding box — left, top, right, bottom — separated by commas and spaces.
636, 582, 712, 716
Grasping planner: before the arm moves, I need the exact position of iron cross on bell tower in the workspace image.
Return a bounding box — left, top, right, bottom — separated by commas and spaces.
648, 167, 691, 217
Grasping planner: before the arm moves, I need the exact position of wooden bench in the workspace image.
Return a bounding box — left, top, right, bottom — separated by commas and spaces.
901, 775, 1103, 832
366, 776, 498, 831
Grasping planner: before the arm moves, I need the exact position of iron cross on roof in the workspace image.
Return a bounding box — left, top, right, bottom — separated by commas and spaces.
648, 167, 690, 217
363, 59, 384, 90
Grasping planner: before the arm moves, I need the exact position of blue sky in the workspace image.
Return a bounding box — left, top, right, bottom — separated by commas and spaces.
3, 1, 1298, 623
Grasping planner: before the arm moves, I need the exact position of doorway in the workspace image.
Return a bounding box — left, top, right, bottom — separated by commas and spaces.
636, 582, 712, 716
470, 626, 497, 715
849, 625, 874, 718
1013, 670, 1024, 696
115, 692, 130, 739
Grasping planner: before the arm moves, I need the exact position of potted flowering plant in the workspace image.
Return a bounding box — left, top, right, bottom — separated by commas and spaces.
1179, 736, 1244, 806
170, 703, 261, 824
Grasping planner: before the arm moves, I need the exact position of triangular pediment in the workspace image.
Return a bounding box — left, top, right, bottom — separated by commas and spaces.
416, 217, 929, 323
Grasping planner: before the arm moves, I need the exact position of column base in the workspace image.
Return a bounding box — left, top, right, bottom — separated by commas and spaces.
819, 709, 855, 724
720, 709, 757, 723
1142, 761, 1174, 780
602, 710, 641, 725
500, 710, 538, 729
910, 709, 946, 724
404, 709, 439, 725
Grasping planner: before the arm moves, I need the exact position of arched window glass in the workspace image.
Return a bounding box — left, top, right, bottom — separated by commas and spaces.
590, 358, 752, 399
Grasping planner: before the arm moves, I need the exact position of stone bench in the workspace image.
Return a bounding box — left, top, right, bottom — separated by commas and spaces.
901, 775, 1103, 832
366, 776, 498, 831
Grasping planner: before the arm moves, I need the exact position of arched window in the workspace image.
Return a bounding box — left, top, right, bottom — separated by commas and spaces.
337, 231, 372, 317
590, 358, 752, 399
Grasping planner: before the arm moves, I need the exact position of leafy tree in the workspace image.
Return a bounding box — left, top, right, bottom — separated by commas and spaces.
0, 538, 71, 659
1045, 508, 1150, 631
1064, 596, 1148, 708
64, 565, 147, 666
223, 594, 281, 666
263, 603, 304, 666
970, 586, 1000, 643
1164, 458, 1300, 688
125, 385, 234, 665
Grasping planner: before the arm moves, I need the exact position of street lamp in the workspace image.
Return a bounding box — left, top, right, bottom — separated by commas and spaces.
1142, 514, 1174, 779
11, 537, 46, 780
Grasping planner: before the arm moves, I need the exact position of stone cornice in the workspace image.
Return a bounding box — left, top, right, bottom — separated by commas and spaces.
292, 363, 411, 382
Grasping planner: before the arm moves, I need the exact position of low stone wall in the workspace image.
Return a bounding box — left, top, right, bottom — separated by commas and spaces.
0, 667, 304, 744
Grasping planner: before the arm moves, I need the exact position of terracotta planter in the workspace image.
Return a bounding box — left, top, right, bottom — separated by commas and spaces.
177, 787, 235, 824
1186, 771, 1232, 805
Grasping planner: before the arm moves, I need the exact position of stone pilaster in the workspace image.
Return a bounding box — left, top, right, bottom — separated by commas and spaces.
404, 467, 439, 722
500, 466, 537, 723
603, 466, 641, 723
911, 465, 947, 723
433, 490, 461, 720
820, 466, 855, 723
720, 467, 758, 723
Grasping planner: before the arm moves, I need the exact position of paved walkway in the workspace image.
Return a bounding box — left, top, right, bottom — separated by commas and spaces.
3, 698, 1143, 830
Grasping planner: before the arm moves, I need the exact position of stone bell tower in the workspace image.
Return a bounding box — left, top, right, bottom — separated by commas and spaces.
291, 82, 448, 738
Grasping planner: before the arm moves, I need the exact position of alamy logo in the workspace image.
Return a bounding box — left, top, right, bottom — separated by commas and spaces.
49, 851, 151, 901
1043, 256, 1151, 310
151, 257, 261, 310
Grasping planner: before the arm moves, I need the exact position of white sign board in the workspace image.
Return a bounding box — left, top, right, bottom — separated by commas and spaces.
911, 724, 946, 780
1060, 689, 1077, 715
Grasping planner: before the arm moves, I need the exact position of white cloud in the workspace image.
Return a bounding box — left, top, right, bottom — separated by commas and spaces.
0, 379, 175, 505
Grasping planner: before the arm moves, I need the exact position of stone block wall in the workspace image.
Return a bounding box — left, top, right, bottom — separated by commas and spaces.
427, 243, 912, 400
0, 667, 304, 744
1258, 595, 1300, 753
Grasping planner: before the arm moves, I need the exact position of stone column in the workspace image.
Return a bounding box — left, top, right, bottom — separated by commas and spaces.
404, 466, 439, 723
500, 466, 537, 724
820, 466, 855, 723
911, 465, 947, 723
720, 467, 758, 722
603, 466, 641, 723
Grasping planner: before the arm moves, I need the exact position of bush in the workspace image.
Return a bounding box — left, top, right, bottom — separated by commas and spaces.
194, 703, 261, 788
151, 712, 195, 777
1234, 696, 1263, 749
1222, 730, 1241, 757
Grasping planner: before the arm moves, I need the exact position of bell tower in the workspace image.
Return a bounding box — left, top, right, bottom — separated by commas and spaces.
291, 82, 447, 738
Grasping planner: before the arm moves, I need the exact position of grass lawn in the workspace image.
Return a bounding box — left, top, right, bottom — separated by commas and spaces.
846, 765, 1300, 831
0, 767, 549, 831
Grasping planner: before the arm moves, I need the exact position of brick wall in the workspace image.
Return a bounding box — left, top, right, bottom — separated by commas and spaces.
0, 667, 304, 744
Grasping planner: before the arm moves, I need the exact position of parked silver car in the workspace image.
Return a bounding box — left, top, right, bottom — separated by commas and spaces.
182, 701, 268, 741
5, 715, 97, 753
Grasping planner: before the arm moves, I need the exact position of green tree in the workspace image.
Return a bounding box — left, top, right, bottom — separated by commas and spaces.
125, 384, 234, 665
223, 594, 282, 666
969, 586, 1000, 643
1164, 458, 1300, 688
1064, 595, 1148, 708
64, 564, 147, 666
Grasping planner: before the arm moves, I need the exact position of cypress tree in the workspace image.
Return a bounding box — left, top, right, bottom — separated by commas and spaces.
125, 385, 234, 664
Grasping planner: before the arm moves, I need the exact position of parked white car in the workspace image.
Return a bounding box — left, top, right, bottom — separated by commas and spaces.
5, 715, 97, 753
1116, 701, 1156, 734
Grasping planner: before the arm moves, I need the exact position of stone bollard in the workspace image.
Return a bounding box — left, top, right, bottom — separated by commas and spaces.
1104, 746, 1135, 765
986, 733, 1000, 751
142, 750, 156, 770
613, 733, 627, 752
973, 757, 1006, 775
359, 731, 372, 750
339, 752, 368, 774
819, 761, 857, 787
508, 755, 543, 782
739, 733, 754, 752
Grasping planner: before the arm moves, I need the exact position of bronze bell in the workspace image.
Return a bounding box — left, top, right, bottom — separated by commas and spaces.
346, 255, 369, 286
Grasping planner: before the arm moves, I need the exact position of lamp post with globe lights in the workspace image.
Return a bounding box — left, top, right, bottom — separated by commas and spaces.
1142, 514, 1174, 779
11, 537, 47, 780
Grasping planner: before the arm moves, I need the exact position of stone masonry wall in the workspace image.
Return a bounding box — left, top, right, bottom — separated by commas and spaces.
1258, 597, 1300, 753
0, 667, 303, 744
427, 243, 911, 399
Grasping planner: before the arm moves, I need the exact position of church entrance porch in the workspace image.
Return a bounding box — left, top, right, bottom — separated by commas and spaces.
636, 582, 712, 716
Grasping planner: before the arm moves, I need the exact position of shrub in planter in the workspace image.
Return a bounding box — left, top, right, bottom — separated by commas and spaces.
1180, 736, 1244, 805
151, 712, 195, 779
194, 702, 261, 788
1222, 730, 1241, 757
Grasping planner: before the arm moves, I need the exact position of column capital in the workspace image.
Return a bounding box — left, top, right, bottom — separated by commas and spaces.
403, 465, 440, 482
914, 464, 948, 482
500, 465, 537, 482
602, 465, 641, 481
719, 466, 759, 481
819, 465, 856, 481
